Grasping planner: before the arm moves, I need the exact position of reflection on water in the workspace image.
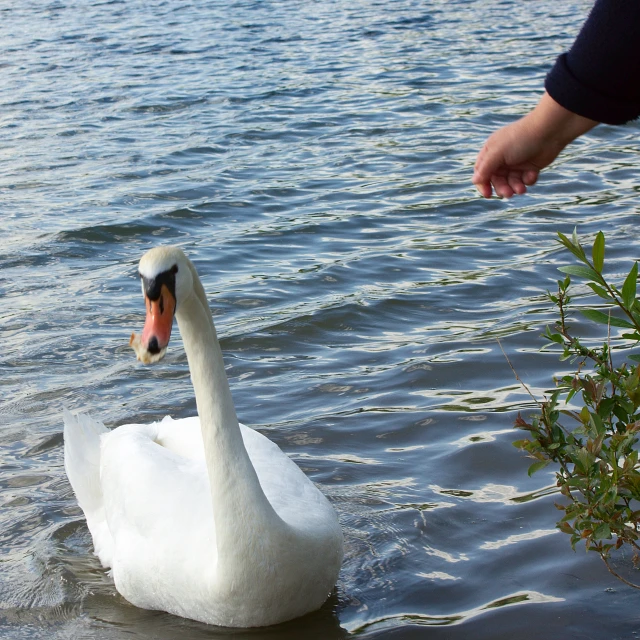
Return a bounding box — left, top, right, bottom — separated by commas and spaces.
347, 590, 565, 633
2, 0, 640, 638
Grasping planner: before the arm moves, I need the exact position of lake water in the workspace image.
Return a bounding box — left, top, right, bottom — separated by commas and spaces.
2, 0, 640, 638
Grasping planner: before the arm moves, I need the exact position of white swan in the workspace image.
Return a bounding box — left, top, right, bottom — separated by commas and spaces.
63, 246, 343, 627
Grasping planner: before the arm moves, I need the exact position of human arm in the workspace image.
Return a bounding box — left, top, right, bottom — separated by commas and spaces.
473, 0, 640, 199
545, 0, 640, 125
472, 92, 598, 199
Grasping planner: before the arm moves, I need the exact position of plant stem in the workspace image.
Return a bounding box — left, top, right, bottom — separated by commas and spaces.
603, 556, 640, 590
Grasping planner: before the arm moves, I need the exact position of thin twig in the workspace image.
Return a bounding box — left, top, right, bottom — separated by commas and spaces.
607, 310, 616, 397
600, 273, 640, 334
602, 556, 640, 590
628, 538, 640, 554
497, 338, 541, 408
558, 282, 568, 335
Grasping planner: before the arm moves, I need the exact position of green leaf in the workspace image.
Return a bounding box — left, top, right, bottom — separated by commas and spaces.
587, 282, 612, 301
546, 332, 565, 345
528, 459, 551, 476
572, 226, 580, 249
535, 230, 640, 575
557, 231, 586, 262
558, 265, 601, 282
558, 521, 574, 535
622, 262, 638, 309
592, 231, 605, 273
592, 523, 612, 541
580, 309, 635, 329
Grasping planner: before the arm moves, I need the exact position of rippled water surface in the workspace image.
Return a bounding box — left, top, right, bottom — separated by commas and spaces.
3, 0, 640, 638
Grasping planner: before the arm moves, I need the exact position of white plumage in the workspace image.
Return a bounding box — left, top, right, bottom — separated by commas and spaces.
63, 246, 343, 627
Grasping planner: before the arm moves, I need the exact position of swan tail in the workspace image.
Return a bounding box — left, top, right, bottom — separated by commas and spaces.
63, 408, 113, 567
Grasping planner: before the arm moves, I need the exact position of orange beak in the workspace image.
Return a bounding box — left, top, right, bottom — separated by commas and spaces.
130, 284, 176, 364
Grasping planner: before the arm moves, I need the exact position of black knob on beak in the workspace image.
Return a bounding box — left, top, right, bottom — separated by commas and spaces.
148, 336, 160, 354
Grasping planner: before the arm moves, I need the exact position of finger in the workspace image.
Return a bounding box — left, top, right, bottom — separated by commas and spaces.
474, 144, 488, 172
473, 141, 505, 185
522, 169, 539, 186
474, 180, 494, 199
472, 154, 488, 186
491, 174, 514, 199
507, 171, 527, 196
472, 156, 495, 198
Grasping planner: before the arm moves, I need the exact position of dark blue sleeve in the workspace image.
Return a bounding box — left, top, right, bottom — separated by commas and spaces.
545, 0, 640, 124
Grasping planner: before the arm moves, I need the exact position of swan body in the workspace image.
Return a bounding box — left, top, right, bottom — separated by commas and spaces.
63, 247, 343, 627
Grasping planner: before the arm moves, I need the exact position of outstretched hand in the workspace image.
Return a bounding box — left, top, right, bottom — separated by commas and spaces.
473, 119, 557, 198
472, 92, 598, 199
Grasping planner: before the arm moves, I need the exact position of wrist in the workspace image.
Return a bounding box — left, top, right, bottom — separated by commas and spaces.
528, 92, 598, 148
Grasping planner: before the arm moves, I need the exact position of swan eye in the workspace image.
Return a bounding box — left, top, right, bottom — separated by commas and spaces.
140, 267, 178, 304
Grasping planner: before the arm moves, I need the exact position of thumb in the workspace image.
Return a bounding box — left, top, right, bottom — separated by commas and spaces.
472, 143, 504, 198
473, 137, 507, 185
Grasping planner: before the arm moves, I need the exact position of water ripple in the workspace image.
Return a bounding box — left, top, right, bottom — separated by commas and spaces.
2, 0, 640, 638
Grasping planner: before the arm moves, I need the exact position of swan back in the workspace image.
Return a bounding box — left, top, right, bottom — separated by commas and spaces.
63, 245, 343, 627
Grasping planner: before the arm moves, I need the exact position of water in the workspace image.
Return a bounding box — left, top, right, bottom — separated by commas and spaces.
2, 0, 640, 637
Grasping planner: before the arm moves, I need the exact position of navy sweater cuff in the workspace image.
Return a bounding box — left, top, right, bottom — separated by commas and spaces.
545, 53, 640, 125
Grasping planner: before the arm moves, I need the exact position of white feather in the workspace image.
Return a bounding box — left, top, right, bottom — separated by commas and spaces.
63, 247, 343, 627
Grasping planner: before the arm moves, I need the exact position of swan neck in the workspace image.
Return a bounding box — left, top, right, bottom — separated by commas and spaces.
174, 272, 282, 569
177, 292, 240, 448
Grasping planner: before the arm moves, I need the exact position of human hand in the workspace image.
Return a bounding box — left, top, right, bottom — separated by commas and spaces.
472, 119, 557, 198
472, 92, 598, 198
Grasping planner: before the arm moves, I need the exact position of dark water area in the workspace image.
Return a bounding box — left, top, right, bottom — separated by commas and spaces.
2, 0, 640, 638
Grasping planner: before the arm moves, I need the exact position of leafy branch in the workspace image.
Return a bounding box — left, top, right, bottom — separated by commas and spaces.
514, 230, 640, 587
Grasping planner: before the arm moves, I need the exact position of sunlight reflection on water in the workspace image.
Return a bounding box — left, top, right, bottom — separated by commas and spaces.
2, 0, 640, 638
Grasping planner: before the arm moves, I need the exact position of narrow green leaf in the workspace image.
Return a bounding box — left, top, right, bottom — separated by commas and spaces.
586, 282, 612, 301
580, 309, 635, 329
592, 231, 605, 273
528, 459, 551, 476
557, 232, 586, 262
558, 265, 601, 282
621, 262, 638, 309
572, 226, 580, 248
628, 355, 640, 363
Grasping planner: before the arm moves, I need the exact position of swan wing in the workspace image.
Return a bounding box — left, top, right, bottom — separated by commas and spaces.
240, 425, 341, 534
65, 411, 339, 624
63, 408, 114, 567
154, 415, 205, 460
148, 415, 338, 533
98, 420, 217, 612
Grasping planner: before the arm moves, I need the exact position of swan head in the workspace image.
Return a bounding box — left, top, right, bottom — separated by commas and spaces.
129, 246, 194, 364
